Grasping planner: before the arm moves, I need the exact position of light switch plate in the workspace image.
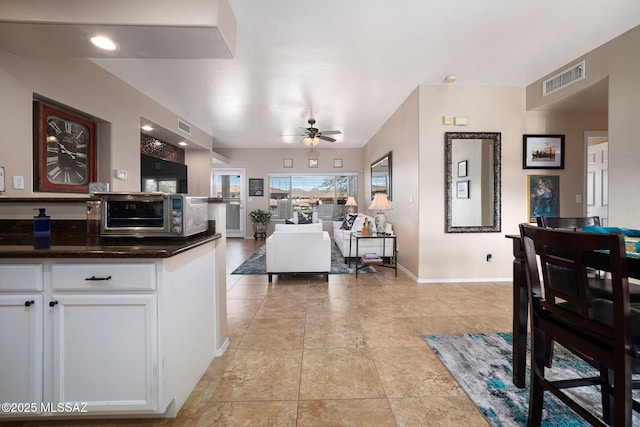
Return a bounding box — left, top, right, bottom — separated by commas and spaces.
13, 175, 24, 190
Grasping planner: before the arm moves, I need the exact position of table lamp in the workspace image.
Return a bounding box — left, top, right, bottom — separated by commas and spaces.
345, 196, 357, 214
368, 193, 392, 233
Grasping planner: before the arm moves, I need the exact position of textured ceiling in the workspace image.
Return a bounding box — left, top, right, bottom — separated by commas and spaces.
4, 1, 639, 149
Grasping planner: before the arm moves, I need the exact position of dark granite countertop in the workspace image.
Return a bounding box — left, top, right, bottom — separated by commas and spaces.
0, 220, 221, 259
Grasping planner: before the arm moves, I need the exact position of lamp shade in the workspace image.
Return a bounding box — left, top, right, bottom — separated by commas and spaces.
368, 193, 392, 211
345, 196, 357, 206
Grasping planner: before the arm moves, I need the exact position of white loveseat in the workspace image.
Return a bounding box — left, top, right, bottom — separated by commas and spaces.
333, 214, 394, 261
266, 222, 331, 282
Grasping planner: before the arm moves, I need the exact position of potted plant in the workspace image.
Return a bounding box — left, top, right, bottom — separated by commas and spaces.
249, 208, 271, 239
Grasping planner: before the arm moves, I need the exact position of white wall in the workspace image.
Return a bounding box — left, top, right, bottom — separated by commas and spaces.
0, 49, 213, 200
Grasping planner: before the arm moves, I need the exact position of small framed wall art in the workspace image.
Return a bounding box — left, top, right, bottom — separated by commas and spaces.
248, 178, 264, 196
523, 134, 565, 169
457, 160, 468, 177
283, 158, 293, 168
33, 100, 97, 193
528, 174, 560, 222
456, 180, 469, 199
333, 158, 343, 168
308, 158, 318, 168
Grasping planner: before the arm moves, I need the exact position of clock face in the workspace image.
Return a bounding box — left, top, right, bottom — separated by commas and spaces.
46, 114, 91, 185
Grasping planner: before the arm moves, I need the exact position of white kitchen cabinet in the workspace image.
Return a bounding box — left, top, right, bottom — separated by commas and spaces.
0, 239, 223, 420
0, 294, 43, 410
50, 293, 158, 413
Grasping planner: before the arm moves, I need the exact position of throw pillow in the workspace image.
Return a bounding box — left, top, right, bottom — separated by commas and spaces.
285, 219, 295, 224
340, 213, 358, 230
297, 211, 308, 223
299, 218, 312, 224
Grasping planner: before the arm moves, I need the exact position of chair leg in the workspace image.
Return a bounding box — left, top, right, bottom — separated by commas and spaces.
601, 367, 613, 425
544, 335, 554, 368
528, 329, 546, 427
268, 273, 273, 283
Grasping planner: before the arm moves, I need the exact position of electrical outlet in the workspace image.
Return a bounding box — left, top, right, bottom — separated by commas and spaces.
486, 254, 492, 262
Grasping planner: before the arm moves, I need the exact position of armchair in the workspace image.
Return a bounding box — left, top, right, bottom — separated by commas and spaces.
266, 225, 331, 282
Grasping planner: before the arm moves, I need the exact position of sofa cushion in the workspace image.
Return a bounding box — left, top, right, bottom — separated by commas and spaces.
274, 222, 323, 232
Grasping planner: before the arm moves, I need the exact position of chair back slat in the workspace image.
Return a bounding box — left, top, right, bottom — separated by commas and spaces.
536, 215, 600, 230
519, 223, 630, 348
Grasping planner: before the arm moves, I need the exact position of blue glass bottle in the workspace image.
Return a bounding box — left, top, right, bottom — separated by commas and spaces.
34, 208, 51, 249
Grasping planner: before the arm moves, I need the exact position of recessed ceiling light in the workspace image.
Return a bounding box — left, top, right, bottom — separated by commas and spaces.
141, 125, 154, 131
90, 36, 118, 51
444, 75, 457, 84
178, 141, 188, 146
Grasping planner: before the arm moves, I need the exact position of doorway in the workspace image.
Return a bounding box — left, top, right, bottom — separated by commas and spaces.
212, 168, 245, 238
585, 131, 608, 225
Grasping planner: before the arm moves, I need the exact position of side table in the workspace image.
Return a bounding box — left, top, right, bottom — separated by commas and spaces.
349, 232, 397, 277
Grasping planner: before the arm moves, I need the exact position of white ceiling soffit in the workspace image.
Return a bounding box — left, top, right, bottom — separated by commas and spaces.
0, 0, 236, 59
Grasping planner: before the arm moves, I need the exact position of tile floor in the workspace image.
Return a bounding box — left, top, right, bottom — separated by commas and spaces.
8, 238, 513, 427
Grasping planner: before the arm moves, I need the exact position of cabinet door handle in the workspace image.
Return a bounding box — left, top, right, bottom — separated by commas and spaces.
25, 300, 35, 307
49, 300, 59, 307
85, 275, 112, 281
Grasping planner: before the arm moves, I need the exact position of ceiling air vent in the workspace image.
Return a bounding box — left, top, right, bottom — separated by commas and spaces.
542, 60, 585, 96
178, 119, 192, 135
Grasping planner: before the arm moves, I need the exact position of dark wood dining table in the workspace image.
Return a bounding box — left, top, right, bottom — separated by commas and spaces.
506, 233, 640, 388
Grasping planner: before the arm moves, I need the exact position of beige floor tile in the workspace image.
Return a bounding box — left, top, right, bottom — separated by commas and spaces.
394, 295, 459, 317
389, 396, 489, 427
196, 401, 298, 427
360, 316, 426, 348
226, 317, 252, 351
297, 399, 397, 427
300, 348, 385, 399
307, 281, 351, 299
306, 297, 359, 320
226, 299, 263, 320
226, 284, 269, 300
265, 281, 309, 299
304, 316, 367, 349
371, 346, 466, 398
255, 296, 307, 319
411, 316, 481, 336
239, 318, 305, 350
215, 349, 302, 401
352, 296, 407, 318
462, 315, 512, 333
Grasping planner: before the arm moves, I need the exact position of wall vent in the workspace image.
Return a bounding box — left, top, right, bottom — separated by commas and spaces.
178, 119, 192, 135
542, 60, 585, 96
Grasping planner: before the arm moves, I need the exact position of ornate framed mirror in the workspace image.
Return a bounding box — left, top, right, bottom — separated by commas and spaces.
371, 151, 392, 200
445, 132, 501, 233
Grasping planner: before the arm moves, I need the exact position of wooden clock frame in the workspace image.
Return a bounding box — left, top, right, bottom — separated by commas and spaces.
33, 100, 97, 193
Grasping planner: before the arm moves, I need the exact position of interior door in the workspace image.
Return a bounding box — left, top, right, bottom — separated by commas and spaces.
212, 169, 245, 238
586, 139, 608, 226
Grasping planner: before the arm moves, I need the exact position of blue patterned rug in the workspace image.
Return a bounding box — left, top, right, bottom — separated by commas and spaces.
231, 243, 377, 275
424, 332, 640, 427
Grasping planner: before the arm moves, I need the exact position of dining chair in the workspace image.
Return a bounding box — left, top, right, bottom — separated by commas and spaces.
537, 215, 640, 302
519, 223, 640, 426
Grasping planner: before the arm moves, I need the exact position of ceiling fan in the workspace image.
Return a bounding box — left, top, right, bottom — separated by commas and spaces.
283, 118, 342, 147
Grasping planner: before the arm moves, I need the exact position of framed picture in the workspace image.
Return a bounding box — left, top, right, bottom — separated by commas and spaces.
456, 180, 469, 199
33, 100, 97, 193
528, 175, 560, 222
457, 160, 468, 177
248, 178, 264, 196
283, 158, 293, 168
523, 134, 565, 169
308, 158, 318, 168
333, 158, 343, 168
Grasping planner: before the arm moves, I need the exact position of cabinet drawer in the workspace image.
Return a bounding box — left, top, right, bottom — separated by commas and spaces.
52, 263, 156, 291
0, 264, 44, 292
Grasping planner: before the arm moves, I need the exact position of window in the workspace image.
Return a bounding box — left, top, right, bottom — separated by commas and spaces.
269, 174, 357, 221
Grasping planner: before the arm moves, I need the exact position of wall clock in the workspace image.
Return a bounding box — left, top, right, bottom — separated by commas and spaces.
33, 101, 97, 192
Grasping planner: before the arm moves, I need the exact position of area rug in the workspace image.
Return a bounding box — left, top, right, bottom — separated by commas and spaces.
231, 243, 377, 275
424, 332, 640, 427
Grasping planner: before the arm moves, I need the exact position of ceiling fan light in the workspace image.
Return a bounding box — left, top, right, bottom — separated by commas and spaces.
313, 137, 319, 147
303, 137, 312, 147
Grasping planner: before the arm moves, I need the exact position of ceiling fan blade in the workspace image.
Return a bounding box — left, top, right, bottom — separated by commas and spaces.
318, 135, 336, 142
320, 130, 341, 135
